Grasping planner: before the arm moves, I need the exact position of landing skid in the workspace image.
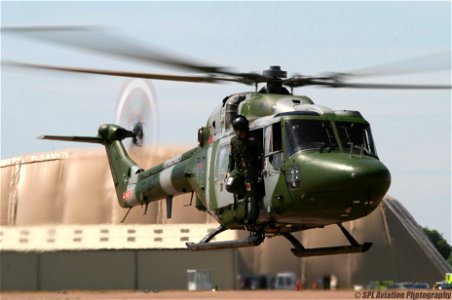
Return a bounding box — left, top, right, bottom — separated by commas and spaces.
282, 223, 372, 257
186, 223, 371, 257
186, 225, 264, 251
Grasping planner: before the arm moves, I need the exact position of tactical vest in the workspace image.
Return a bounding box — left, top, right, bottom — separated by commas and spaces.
230, 134, 261, 170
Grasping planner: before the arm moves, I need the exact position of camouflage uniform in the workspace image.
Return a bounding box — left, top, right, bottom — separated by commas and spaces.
226, 133, 262, 224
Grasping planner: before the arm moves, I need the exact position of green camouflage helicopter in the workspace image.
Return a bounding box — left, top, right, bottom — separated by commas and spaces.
4, 27, 450, 257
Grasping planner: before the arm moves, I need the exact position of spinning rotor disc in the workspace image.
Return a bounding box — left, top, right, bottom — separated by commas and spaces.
2, 26, 450, 90
115, 79, 158, 148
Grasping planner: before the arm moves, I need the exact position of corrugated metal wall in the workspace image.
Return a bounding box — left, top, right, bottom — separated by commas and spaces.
1, 249, 236, 291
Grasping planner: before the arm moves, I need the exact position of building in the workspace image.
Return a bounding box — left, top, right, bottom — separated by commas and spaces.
1, 148, 450, 291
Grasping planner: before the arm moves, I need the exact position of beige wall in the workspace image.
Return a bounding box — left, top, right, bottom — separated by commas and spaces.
0, 147, 215, 226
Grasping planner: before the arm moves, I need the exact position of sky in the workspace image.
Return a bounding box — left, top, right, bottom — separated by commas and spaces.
1, 1, 451, 242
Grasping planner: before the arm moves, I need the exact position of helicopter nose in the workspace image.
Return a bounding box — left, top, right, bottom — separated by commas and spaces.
292, 153, 391, 218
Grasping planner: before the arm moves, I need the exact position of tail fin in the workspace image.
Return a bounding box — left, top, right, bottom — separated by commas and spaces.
40, 124, 142, 208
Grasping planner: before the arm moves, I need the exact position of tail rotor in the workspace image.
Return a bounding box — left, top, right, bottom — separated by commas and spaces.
115, 78, 158, 148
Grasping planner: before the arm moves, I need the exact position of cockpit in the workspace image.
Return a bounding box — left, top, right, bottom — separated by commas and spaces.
283, 119, 377, 158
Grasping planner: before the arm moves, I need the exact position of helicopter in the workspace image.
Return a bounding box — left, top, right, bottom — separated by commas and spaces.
3, 26, 450, 257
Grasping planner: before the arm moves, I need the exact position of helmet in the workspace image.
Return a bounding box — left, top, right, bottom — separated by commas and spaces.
232, 115, 249, 131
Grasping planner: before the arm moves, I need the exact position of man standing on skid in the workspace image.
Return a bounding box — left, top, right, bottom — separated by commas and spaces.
226, 115, 262, 225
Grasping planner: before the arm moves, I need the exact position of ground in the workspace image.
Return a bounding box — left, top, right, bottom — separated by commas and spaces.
2, 290, 451, 300
1, 290, 356, 300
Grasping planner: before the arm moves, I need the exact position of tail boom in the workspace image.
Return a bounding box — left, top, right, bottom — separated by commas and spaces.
40, 124, 197, 209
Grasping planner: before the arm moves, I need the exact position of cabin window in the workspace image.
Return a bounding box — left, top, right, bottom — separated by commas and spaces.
223, 94, 246, 130
285, 120, 337, 157
336, 122, 377, 156
215, 143, 230, 182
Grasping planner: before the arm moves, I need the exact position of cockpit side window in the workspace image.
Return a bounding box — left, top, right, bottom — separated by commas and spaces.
336, 122, 377, 156
267, 122, 283, 170
270, 122, 282, 153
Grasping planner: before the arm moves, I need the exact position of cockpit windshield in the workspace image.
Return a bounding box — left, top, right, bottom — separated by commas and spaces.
336, 122, 377, 156
285, 120, 338, 157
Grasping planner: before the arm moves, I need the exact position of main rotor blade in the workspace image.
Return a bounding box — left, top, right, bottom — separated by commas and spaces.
332, 50, 451, 79
319, 81, 452, 90
2, 25, 230, 75
284, 75, 451, 89
3, 60, 249, 84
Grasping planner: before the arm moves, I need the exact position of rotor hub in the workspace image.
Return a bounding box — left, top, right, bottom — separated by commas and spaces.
263, 66, 287, 79
132, 122, 144, 146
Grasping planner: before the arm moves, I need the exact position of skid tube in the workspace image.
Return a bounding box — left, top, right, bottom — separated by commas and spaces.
282, 223, 372, 257
186, 225, 265, 251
